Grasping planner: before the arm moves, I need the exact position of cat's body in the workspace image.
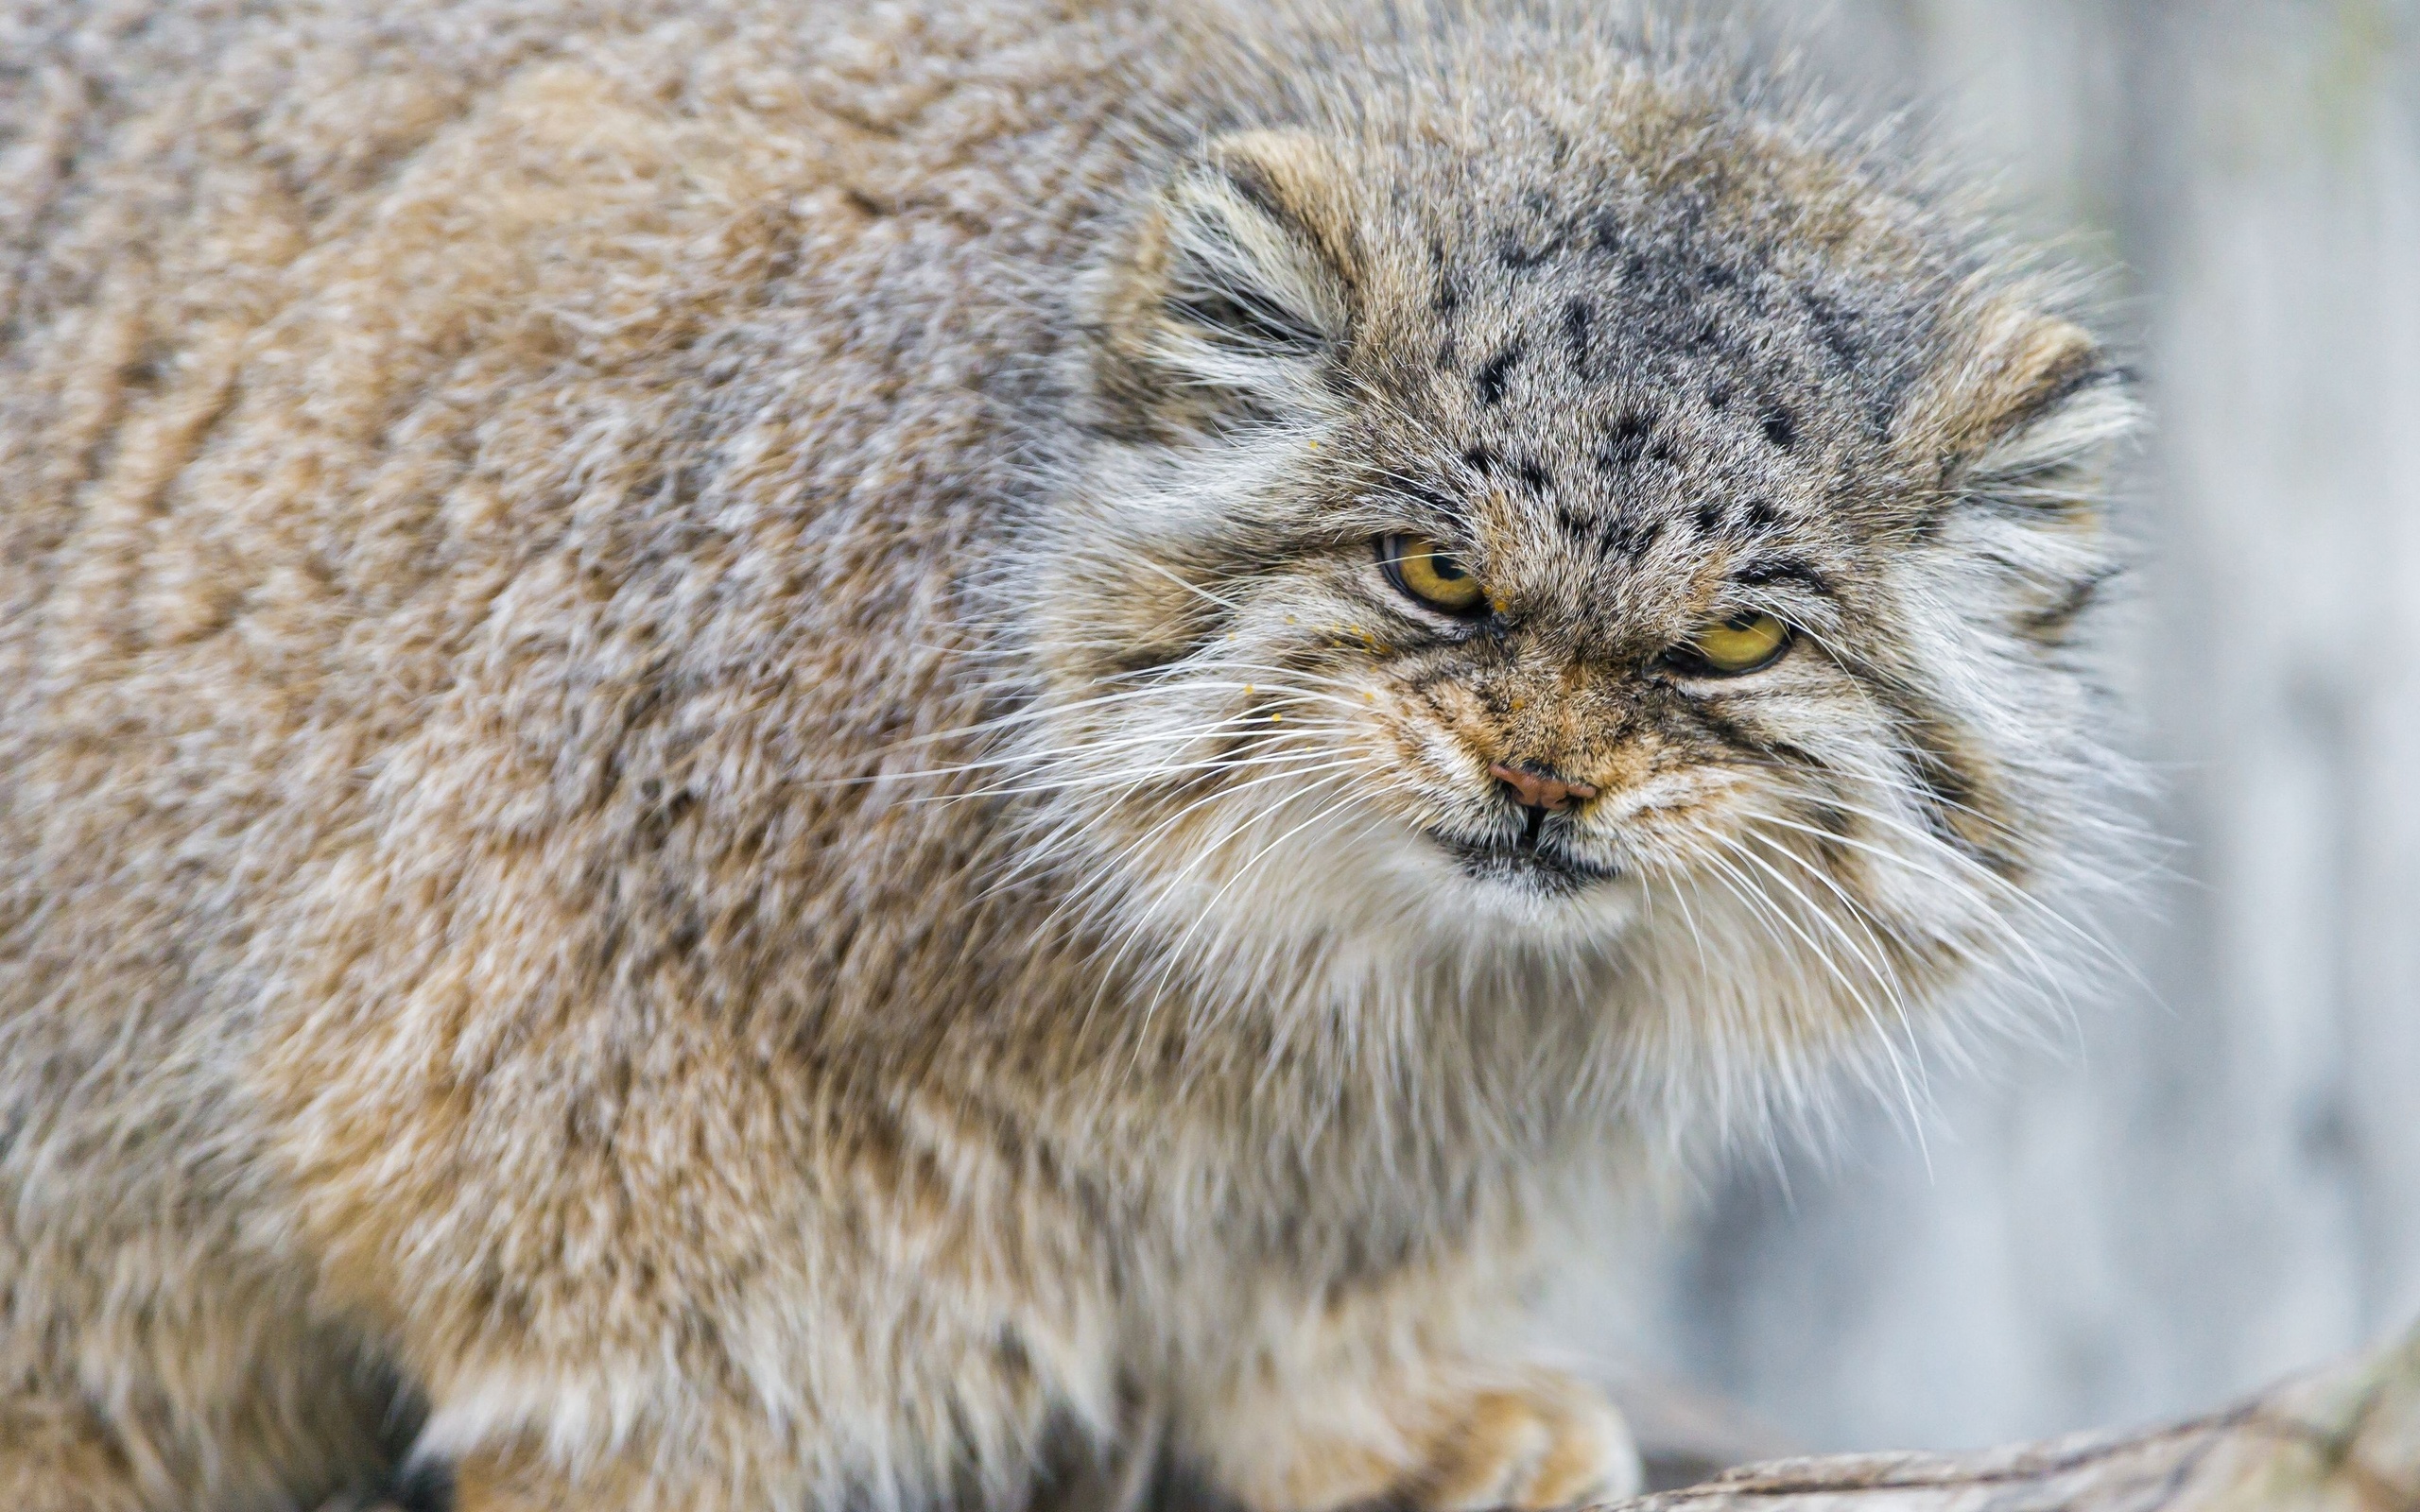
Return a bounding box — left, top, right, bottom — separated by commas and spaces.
0, 2, 2134, 1509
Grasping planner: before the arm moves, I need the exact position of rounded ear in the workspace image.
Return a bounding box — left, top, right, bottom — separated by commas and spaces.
1086, 130, 1358, 434
1909, 301, 2138, 516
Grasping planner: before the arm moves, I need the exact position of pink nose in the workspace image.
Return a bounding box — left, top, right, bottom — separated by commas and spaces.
1489, 762, 1599, 814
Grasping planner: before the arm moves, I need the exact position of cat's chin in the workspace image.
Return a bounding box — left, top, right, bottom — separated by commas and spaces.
1371, 829, 1649, 945
1120, 811, 1647, 963
1431, 859, 1648, 942
1426, 830, 1621, 899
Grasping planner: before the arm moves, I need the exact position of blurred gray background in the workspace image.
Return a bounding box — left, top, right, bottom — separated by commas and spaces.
1557, 0, 2420, 1456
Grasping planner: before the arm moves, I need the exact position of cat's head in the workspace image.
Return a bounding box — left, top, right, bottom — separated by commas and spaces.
1003, 33, 2135, 1111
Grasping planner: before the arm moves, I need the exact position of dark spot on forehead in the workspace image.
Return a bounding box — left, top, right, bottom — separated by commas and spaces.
1475, 340, 1525, 406
1461, 442, 1496, 476
1740, 496, 1784, 531
1499, 230, 1561, 271
1694, 501, 1726, 536
1430, 237, 1462, 315
1800, 289, 1868, 369
1761, 404, 1796, 449
1562, 298, 1595, 378
1599, 512, 1666, 561
1514, 457, 1550, 492
1498, 191, 1569, 270
1554, 502, 1662, 563
1596, 413, 1655, 473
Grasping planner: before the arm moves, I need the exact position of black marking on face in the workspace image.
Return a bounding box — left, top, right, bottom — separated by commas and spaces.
1431, 238, 1462, 314
1499, 231, 1561, 270
1597, 413, 1655, 472
1735, 557, 1831, 594
1475, 340, 1526, 405
1706, 381, 1732, 412
1739, 496, 1784, 531
1514, 457, 1550, 492
1762, 404, 1797, 449
1693, 501, 1727, 536
1563, 298, 1595, 377
1599, 513, 1667, 561
1461, 442, 1497, 476
1389, 481, 1461, 520
1801, 288, 1866, 369
1498, 191, 1567, 270
1686, 700, 1778, 761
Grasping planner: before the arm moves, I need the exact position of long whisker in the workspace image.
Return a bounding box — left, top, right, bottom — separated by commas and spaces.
1767, 785, 2147, 995
1694, 831, 1932, 1150
1741, 808, 2081, 1018
979, 745, 1375, 910
1142, 773, 1415, 1049
1091, 765, 1375, 1050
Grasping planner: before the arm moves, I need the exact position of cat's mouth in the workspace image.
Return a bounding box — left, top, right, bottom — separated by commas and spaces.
1427, 818, 1620, 897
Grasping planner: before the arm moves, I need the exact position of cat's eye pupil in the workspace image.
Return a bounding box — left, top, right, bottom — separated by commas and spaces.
1669, 610, 1791, 676
1378, 534, 1488, 616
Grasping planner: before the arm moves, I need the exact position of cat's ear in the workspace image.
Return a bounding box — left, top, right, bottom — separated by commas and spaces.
1086, 130, 1357, 435
1914, 301, 2137, 516
1903, 301, 2138, 646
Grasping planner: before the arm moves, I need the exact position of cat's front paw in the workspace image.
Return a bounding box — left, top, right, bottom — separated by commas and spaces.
1395, 1368, 1641, 1511
1222, 1364, 1641, 1512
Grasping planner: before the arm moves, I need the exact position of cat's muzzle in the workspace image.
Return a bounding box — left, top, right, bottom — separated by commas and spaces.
1428, 814, 1620, 897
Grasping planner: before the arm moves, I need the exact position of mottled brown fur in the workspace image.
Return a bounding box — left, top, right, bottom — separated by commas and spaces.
0, 3, 2133, 1509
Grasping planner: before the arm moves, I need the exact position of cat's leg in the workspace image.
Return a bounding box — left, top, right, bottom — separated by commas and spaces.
406, 1345, 1098, 1512
1177, 1262, 1641, 1512
1383, 1366, 1639, 1511
0, 1121, 413, 1510
336, 1108, 1117, 1512
1205, 1361, 1636, 1512
430, 1410, 1135, 1512
0, 1395, 153, 1512
0, 1314, 409, 1512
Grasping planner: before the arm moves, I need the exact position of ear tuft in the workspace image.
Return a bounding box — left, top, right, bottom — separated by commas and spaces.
1087, 130, 1357, 433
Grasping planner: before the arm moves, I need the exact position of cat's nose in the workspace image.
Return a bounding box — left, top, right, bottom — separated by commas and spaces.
1489, 761, 1599, 814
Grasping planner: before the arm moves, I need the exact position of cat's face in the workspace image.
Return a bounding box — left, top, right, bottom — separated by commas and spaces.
1011, 65, 2131, 1079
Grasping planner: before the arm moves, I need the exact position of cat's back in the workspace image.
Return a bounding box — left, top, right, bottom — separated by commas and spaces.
0, 0, 1152, 1071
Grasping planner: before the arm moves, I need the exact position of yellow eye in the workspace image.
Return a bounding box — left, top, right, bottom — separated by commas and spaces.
1380, 534, 1488, 615
1677, 612, 1791, 675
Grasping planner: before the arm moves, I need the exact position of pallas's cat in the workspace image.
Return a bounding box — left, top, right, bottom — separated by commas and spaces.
0, 1, 2134, 1508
